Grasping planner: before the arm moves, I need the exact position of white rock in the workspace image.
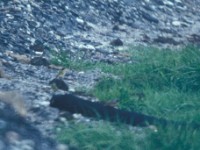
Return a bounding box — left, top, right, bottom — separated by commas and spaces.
69, 87, 75, 92
172, 21, 182, 26
78, 44, 95, 51
6, 131, 20, 144
59, 117, 67, 123
37, 101, 49, 106
175, 0, 182, 3
6, 14, 14, 19
164, 0, 174, 6
0, 119, 7, 129
21, 139, 35, 147
27, 4, 32, 12
35, 51, 43, 55
76, 18, 84, 24
56, 144, 69, 150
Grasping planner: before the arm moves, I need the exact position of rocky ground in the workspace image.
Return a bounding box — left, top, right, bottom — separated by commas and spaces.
0, 0, 200, 149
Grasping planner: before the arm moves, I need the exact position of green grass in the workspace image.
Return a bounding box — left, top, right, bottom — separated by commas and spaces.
56, 121, 152, 150
146, 125, 200, 150
91, 46, 200, 118
52, 45, 200, 150
56, 121, 200, 150
51, 50, 101, 70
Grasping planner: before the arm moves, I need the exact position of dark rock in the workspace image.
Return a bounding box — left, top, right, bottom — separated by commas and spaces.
141, 11, 159, 23
49, 78, 69, 91
154, 0, 164, 5
141, 34, 151, 43
0, 119, 7, 129
187, 34, 200, 44
30, 57, 50, 66
112, 25, 120, 31
110, 38, 123, 46
153, 36, 180, 45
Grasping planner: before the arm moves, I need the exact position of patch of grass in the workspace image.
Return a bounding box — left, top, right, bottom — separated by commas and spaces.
99, 45, 200, 92
54, 45, 200, 149
92, 78, 200, 122
56, 121, 200, 150
91, 76, 146, 112
50, 50, 112, 71
92, 46, 200, 112
56, 121, 150, 150
146, 125, 200, 150
143, 88, 200, 122
50, 50, 97, 70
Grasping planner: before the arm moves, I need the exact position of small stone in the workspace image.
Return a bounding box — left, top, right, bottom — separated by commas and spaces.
30, 57, 50, 66
27, 4, 32, 12
154, 0, 164, 5
56, 144, 69, 150
110, 38, 123, 46
163, 0, 174, 6
154, 36, 179, 45
59, 117, 67, 123
175, 0, 182, 3
78, 71, 84, 75
144, 0, 150, 3
37, 101, 50, 106
6, 131, 20, 144
78, 44, 95, 51
172, 21, 182, 27
34, 51, 43, 55
141, 12, 159, 23
76, 18, 84, 24
187, 34, 200, 43
148, 125, 158, 132
0, 141, 5, 150
112, 25, 120, 31
69, 87, 75, 92
21, 139, 35, 147
0, 119, 7, 129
